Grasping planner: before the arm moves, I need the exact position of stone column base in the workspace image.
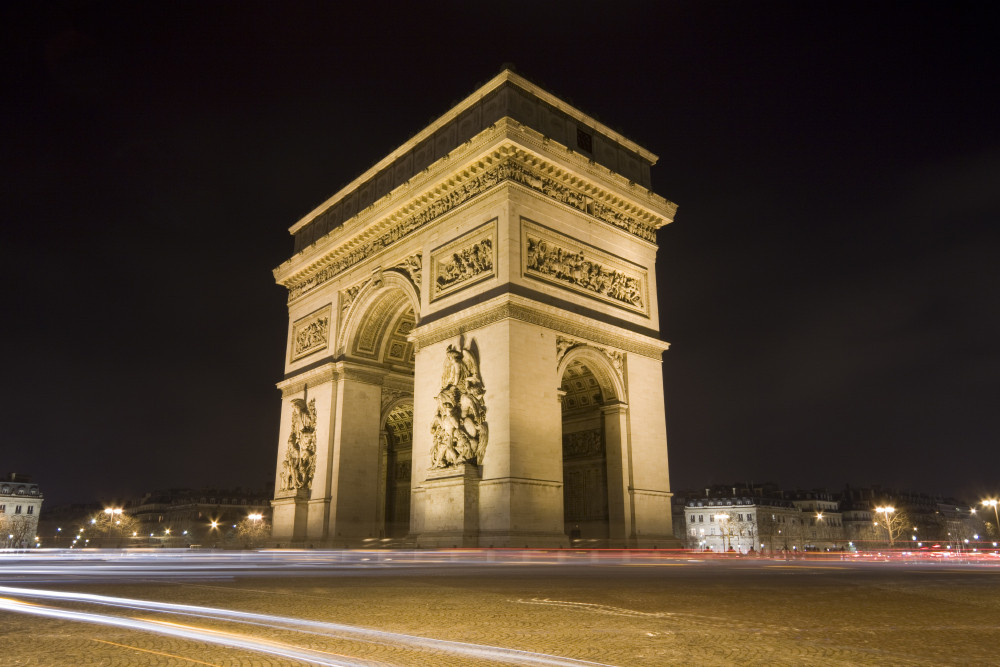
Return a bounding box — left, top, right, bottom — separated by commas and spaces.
412, 463, 480, 548
271, 488, 309, 542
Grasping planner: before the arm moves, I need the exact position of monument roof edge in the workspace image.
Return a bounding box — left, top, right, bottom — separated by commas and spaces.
288, 70, 659, 235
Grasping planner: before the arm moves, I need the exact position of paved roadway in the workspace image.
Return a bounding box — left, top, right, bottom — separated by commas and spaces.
1, 550, 998, 666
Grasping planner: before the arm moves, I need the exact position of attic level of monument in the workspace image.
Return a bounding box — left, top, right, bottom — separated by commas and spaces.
289, 70, 668, 253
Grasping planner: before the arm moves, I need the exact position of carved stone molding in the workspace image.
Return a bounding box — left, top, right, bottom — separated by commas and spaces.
284, 149, 660, 303
523, 219, 647, 316
412, 295, 667, 360
556, 335, 625, 381
339, 278, 370, 318
390, 253, 423, 296
290, 306, 331, 362
430, 220, 496, 301
381, 387, 413, 412
277, 363, 338, 398
429, 342, 488, 468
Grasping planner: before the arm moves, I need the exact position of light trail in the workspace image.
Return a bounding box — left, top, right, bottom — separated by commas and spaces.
0, 586, 617, 667
0, 597, 371, 667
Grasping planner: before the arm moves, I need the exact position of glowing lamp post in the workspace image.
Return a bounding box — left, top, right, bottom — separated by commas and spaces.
104, 508, 123, 547
983, 500, 1000, 543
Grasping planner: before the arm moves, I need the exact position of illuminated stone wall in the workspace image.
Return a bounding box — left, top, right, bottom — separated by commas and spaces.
271, 71, 678, 547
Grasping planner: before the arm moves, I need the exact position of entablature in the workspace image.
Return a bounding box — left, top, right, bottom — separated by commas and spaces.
409, 292, 669, 361
275, 120, 677, 306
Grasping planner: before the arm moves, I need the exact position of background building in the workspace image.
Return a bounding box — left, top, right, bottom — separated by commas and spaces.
127, 488, 272, 547
0, 473, 43, 548
675, 483, 986, 554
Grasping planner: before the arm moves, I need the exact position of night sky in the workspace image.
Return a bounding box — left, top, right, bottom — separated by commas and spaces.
3, 2, 997, 505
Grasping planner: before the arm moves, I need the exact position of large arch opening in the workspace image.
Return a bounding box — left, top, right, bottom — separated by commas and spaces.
339, 273, 417, 542
381, 401, 413, 537
559, 348, 625, 545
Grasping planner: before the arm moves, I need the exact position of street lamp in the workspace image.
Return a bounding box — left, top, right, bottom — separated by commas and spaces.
982, 500, 1000, 542
104, 508, 123, 547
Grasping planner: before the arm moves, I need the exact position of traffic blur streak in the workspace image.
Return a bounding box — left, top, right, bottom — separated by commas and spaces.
2, 547, 999, 581
0, 585, 615, 667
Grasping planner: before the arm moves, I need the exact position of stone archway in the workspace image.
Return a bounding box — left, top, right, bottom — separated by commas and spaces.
558, 347, 627, 546
326, 273, 417, 543
380, 400, 413, 538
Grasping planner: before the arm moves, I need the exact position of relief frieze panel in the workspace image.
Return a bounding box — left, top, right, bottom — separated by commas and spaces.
563, 429, 604, 459
290, 305, 332, 362
287, 155, 657, 303
523, 220, 648, 316
430, 220, 496, 301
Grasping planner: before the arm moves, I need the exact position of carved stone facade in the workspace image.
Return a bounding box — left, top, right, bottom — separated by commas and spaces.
271, 71, 677, 548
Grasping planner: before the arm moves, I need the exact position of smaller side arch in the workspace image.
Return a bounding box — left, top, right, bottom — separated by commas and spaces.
336, 270, 420, 359
556, 344, 625, 405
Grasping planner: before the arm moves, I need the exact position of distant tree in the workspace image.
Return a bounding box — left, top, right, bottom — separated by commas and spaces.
1, 514, 35, 548
757, 511, 779, 555
873, 507, 909, 548
235, 515, 271, 549
91, 510, 138, 547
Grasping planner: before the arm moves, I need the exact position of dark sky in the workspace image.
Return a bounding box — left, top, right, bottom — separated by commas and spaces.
2, 2, 998, 505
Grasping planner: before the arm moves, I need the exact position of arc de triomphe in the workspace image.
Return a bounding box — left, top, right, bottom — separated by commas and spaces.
271, 71, 678, 548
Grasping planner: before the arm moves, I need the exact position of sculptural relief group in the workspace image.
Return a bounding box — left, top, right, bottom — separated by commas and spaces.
429, 343, 489, 468
280, 398, 318, 492
526, 235, 644, 309
435, 237, 494, 293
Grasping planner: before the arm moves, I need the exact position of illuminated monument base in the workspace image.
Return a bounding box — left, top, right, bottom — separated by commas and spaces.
270, 71, 679, 548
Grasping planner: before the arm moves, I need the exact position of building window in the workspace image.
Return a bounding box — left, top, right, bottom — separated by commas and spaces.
709, 515, 714, 522
27, 506, 34, 515
0, 505, 5, 513
15, 505, 22, 514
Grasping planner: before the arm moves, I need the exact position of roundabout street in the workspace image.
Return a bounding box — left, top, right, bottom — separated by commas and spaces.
1, 550, 998, 665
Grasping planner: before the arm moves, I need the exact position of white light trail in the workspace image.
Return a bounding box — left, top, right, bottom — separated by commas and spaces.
0, 586, 615, 667
0, 597, 368, 667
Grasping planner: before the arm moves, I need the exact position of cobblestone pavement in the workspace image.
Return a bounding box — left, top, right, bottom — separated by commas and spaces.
1, 552, 998, 665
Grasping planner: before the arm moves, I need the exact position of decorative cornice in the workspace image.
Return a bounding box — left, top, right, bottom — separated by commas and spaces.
278, 138, 671, 304
276, 360, 388, 397
277, 363, 338, 398
411, 294, 668, 360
